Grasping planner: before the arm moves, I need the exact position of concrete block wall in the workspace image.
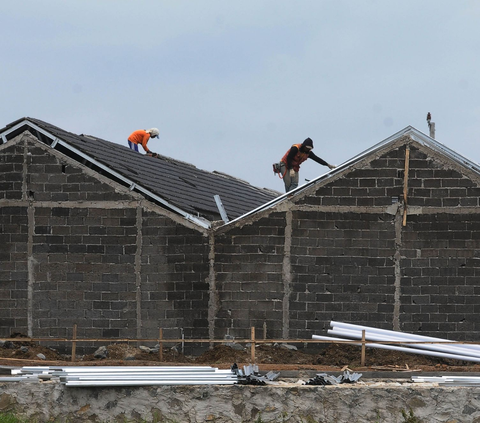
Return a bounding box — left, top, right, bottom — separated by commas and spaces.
0, 143, 23, 200
295, 141, 480, 340
214, 138, 480, 342
399, 147, 480, 339
3, 132, 480, 351
214, 213, 285, 339
0, 143, 29, 335
289, 145, 405, 337
400, 213, 480, 338
140, 211, 210, 341
32, 206, 138, 341
290, 210, 396, 339
0, 135, 211, 352
0, 205, 28, 334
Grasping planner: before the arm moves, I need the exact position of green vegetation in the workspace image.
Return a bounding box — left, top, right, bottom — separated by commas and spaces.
0, 413, 31, 423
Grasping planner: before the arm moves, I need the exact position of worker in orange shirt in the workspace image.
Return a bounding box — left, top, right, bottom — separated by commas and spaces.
128, 128, 159, 156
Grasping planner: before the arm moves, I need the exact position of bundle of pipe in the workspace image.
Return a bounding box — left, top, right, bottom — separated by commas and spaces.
412, 375, 480, 386
10, 366, 238, 387
312, 321, 480, 363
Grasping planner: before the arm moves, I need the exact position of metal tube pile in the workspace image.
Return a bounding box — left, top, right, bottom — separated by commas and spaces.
313, 321, 480, 363
10, 366, 238, 387
412, 376, 480, 386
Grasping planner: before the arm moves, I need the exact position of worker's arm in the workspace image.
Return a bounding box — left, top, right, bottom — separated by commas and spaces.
308, 151, 330, 167
140, 133, 151, 153
286, 146, 299, 169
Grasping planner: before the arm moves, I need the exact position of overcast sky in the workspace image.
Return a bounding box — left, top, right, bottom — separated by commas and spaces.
2, 1, 480, 191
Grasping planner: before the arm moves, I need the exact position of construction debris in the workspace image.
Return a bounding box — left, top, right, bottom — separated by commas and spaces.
232, 363, 280, 385
304, 371, 362, 386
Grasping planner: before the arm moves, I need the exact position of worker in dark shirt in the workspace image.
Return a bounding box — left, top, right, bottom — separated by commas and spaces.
279, 138, 335, 192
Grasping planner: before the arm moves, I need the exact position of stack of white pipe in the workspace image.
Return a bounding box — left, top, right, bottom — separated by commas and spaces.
412, 375, 480, 386
10, 366, 238, 387
312, 321, 480, 363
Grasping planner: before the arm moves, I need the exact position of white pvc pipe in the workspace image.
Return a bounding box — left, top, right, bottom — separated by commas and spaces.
64, 380, 237, 387
330, 321, 480, 352
330, 326, 480, 358
328, 327, 480, 360
328, 326, 480, 357
19, 366, 219, 373
312, 335, 480, 363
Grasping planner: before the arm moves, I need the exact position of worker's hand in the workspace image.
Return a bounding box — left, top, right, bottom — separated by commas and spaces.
148, 152, 158, 158
289, 169, 295, 178
328, 164, 336, 170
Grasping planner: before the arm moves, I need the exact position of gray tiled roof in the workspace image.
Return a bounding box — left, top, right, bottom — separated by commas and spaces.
0, 117, 279, 223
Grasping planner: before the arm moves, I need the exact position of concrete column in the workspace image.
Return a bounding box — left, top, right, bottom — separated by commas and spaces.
24, 139, 34, 337
282, 210, 293, 339
207, 232, 218, 341
135, 205, 143, 340
393, 204, 402, 331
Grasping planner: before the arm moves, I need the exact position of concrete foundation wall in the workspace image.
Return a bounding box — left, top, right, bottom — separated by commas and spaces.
1, 381, 480, 423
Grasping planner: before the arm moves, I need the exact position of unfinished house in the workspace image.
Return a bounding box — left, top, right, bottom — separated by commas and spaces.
1, 118, 480, 352
0, 117, 278, 350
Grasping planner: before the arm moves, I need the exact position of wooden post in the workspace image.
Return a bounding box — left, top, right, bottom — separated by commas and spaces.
403, 146, 410, 226
361, 330, 366, 367
71, 324, 77, 362
251, 327, 256, 364
158, 328, 163, 362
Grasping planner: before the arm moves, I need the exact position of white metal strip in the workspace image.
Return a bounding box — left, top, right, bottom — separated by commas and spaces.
214, 194, 229, 222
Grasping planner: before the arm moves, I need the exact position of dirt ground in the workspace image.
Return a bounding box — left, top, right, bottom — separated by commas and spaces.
1, 334, 479, 373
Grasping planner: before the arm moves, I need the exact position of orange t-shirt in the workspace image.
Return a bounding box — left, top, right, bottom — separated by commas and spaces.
128, 130, 151, 153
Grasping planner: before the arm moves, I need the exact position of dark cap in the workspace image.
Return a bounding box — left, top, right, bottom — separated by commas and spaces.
302, 138, 313, 148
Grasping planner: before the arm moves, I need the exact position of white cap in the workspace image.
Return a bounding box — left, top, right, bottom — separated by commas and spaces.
148, 128, 159, 138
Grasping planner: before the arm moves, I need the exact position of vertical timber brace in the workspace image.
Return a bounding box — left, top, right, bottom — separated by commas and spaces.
393, 143, 410, 330
402, 146, 410, 226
